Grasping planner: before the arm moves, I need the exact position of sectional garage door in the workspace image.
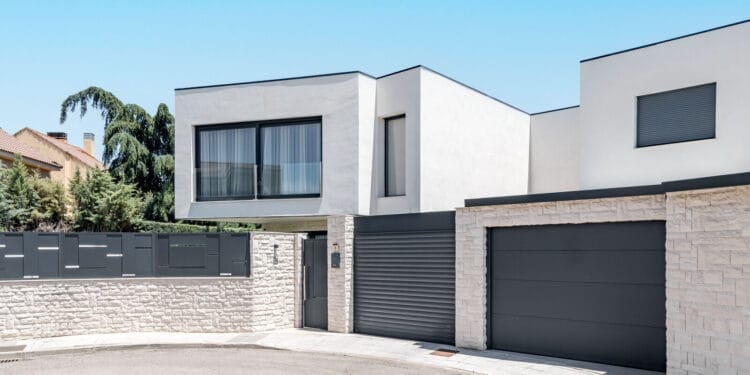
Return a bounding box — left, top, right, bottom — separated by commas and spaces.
354, 212, 455, 344
489, 221, 666, 371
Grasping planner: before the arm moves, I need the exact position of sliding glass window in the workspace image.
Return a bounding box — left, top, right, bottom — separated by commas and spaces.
196, 125, 257, 200
195, 118, 322, 201
260, 121, 322, 197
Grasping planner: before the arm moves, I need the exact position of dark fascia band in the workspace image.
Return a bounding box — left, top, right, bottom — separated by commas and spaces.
354, 211, 455, 233
465, 171, 750, 207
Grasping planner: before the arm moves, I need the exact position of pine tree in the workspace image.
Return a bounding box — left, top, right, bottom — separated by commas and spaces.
60, 87, 174, 222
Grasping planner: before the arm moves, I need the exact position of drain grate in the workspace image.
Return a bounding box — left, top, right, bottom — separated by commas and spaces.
0, 358, 20, 364
430, 348, 459, 357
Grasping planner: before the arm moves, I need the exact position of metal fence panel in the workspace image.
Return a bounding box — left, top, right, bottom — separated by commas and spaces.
0, 232, 249, 279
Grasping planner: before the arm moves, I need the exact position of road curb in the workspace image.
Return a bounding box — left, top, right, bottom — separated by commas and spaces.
0, 342, 281, 361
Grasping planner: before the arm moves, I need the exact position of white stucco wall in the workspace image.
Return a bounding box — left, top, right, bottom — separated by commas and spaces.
579, 22, 750, 189
419, 68, 530, 210
369, 68, 421, 215
529, 107, 580, 193
357, 76, 377, 215
174, 73, 373, 220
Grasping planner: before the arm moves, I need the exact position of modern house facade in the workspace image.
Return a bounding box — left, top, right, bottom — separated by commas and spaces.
530, 20, 750, 193
174, 66, 529, 230
168, 20, 750, 374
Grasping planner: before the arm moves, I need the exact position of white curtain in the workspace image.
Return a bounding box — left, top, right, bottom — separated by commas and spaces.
260, 122, 321, 196
198, 127, 256, 199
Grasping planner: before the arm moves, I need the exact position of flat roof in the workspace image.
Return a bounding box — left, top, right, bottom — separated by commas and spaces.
465, 172, 750, 207
174, 65, 528, 114
175, 71, 373, 91
581, 18, 750, 63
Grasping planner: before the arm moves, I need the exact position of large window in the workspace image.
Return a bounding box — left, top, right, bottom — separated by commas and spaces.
637, 83, 716, 147
385, 115, 406, 196
196, 118, 321, 201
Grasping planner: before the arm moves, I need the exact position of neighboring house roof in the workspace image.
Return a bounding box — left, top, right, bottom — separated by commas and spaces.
0, 128, 62, 170
15, 127, 104, 169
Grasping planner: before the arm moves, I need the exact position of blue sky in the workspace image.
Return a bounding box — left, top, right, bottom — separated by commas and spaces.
1, 1, 748, 158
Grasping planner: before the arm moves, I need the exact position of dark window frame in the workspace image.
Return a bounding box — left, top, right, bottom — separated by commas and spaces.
195, 116, 323, 201
384, 114, 406, 197
636, 82, 717, 148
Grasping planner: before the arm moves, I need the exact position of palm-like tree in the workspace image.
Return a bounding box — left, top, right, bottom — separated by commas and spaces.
60, 87, 175, 221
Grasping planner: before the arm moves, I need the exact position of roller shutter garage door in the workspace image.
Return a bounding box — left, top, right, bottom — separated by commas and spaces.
489, 221, 666, 371
354, 212, 455, 344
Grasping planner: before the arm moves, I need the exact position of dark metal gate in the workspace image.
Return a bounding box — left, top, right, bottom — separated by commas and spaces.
303, 238, 328, 329
354, 212, 455, 344
489, 221, 666, 371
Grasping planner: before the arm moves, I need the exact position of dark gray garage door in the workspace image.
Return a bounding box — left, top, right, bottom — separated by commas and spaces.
489, 221, 666, 371
354, 212, 455, 344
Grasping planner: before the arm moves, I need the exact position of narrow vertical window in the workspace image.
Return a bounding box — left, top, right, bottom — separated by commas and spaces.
385, 115, 406, 196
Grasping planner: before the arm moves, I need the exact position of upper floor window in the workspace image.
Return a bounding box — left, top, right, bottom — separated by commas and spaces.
385, 115, 406, 196
196, 118, 321, 201
636, 83, 716, 147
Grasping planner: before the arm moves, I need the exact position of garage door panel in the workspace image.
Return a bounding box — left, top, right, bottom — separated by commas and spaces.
354, 212, 455, 344
491, 221, 665, 252
491, 314, 666, 371
491, 250, 665, 284
491, 280, 665, 327
489, 221, 666, 371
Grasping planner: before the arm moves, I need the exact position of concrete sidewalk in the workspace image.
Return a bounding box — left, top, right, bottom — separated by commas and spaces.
0, 329, 663, 375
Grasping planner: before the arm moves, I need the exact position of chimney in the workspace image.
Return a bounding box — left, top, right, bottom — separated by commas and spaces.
47, 132, 68, 143
83, 133, 95, 156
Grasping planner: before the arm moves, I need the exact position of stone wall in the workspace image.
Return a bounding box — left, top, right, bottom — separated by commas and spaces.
327, 215, 354, 333
665, 186, 750, 375
0, 232, 302, 341
455, 194, 666, 350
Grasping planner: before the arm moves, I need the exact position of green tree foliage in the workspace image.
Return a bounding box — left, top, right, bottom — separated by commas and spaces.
69, 168, 143, 232
0, 156, 68, 231
0, 157, 38, 230
31, 173, 67, 225
60, 87, 174, 221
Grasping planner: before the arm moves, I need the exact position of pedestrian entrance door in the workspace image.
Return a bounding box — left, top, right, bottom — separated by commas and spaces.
303, 238, 328, 329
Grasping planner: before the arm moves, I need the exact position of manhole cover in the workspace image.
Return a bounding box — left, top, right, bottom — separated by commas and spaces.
430, 348, 459, 357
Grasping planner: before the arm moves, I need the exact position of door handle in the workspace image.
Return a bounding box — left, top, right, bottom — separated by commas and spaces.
302, 265, 309, 302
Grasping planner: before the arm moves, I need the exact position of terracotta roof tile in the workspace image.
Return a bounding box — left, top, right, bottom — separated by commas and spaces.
0, 129, 61, 168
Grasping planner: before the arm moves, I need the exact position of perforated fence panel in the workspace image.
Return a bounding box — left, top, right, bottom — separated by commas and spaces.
0, 232, 250, 279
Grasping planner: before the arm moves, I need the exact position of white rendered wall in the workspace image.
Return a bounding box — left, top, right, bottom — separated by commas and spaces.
419, 68, 529, 210
579, 22, 750, 189
369, 68, 421, 215
357, 76, 377, 215
174, 73, 373, 220
529, 107, 580, 193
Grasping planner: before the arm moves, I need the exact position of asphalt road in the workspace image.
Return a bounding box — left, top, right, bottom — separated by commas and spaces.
1, 347, 467, 374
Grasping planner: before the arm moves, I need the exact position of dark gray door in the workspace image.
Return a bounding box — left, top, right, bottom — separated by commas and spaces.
303, 238, 327, 330
354, 212, 455, 344
489, 221, 666, 371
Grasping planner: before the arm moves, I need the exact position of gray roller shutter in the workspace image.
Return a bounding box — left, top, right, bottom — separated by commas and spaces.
354, 212, 455, 344
489, 221, 666, 371
637, 83, 716, 147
